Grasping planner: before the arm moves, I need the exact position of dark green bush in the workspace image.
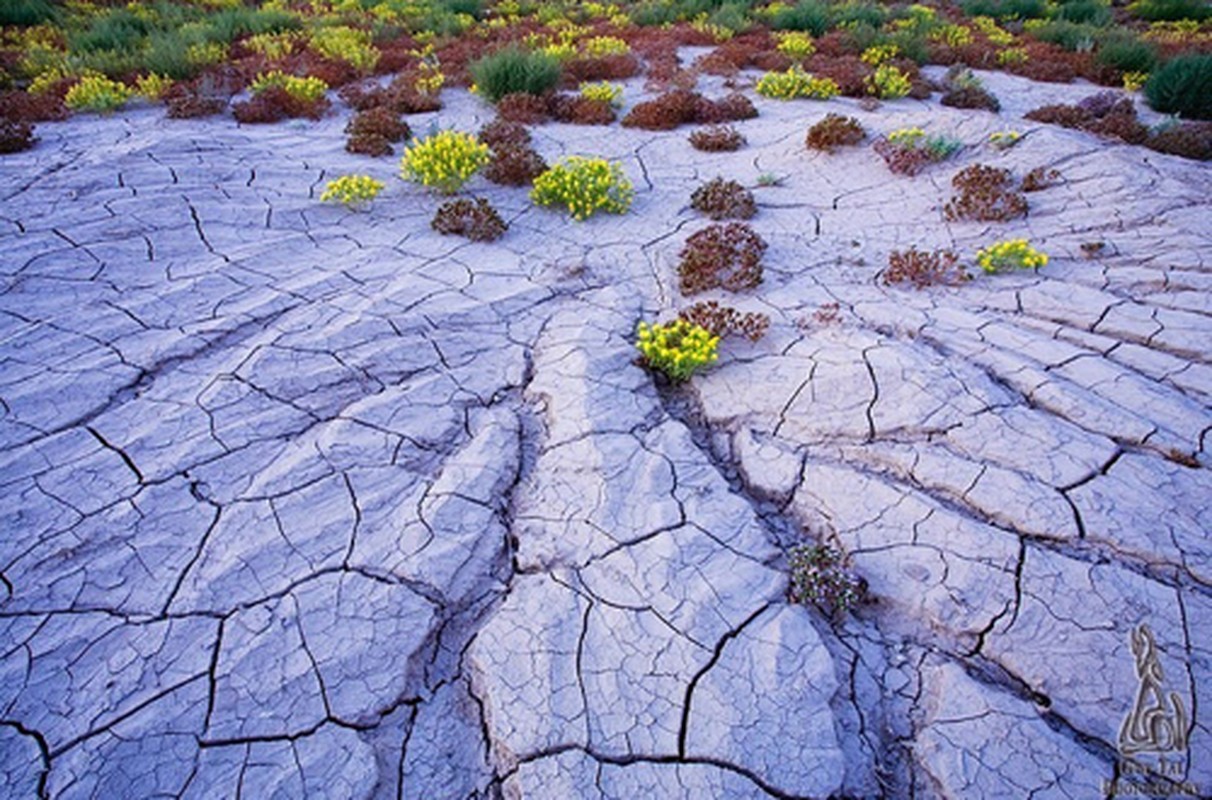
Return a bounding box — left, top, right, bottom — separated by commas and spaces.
1129, 0, 1211, 21
1030, 21, 1100, 51
469, 47, 562, 103
961, 0, 1049, 19
833, 1, 888, 29
1096, 36, 1158, 73
1145, 55, 1212, 119
1052, 0, 1112, 25
769, 1, 833, 36
0, 0, 57, 26
69, 8, 151, 53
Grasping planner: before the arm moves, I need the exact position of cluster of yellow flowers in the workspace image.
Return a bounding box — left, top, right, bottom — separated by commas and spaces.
996, 47, 1029, 66
971, 16, 1014, 46
976, 239, 1049, 273
755, 66, 840, 100
579, 81, 623, 106
865, 63, 912, 99
887, 127, 925, 147
635, 319, 720, 383
134, 73, 174, 101
250, 71, 329, 102
309, 25, 380, 72
1122, 71, 1149, 91
530, 157, 634, 221
988, 130, 1021, 149
581, 35, 631, 58
243, 31, 302, 61
400, 131, 490, 195
860, 44, 899, 67
64, 73, 132, 113
320, 174, 385, 208
929, 23, 974, 48
690, 16, 735, 42
775, 31, 816, 59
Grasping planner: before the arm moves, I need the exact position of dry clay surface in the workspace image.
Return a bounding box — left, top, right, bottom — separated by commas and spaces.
1, 65, 1209, 799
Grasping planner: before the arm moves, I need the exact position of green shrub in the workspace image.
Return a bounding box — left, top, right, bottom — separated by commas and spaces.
961, 0, 1049, 19
69, 8, 151, 54
636, 319, 720, 383
1129, 0, 1211, 21
833, 1, 888, 29
0, 0, 57, 26
400, 130, 491, 194
1030, 20, 1100, 51
1096, 36, 1158, 73
768, 1, 833, 36
1052, 0, 1113, 25
530, 156, 634, 220
1145, 54, 1212, 119
469, 47, 562, 103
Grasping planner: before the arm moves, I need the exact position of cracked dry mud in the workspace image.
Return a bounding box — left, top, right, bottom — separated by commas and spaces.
1, 65, 1209, 799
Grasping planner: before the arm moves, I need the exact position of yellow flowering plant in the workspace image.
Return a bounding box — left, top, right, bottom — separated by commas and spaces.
755, 66, 840, 100
775, 31, 816, 59
861, 44, 900, 66
579, 81, 623, 106
309, 26, 380, 72
988, 130, 1021, 150
250, 71, 329, 103
530, 157, 634, 221
636, 319, 720, 383
865, 63, 912, 99
975, 239, 1049, 273
581, 35, 631, 57
320, 174, 385, 209
64, 74, 132, 113
135, 73, 173, 101
400, 131, 490, 194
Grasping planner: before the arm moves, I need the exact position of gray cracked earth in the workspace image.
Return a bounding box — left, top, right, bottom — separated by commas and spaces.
1, 63, 1209, 799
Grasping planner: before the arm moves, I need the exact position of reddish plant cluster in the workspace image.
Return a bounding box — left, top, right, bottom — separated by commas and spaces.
562, 54, 642, 85
484, 143, 547, 186
884, 247, 968, 289
549, 94, 616, 125
0, 119, 35, 154
803, 55, 871, 97
1020, 166, 1062, 192
944, 164, 1028, 222
691, 177, 757, 220
1147, 122, 1212, 162
940, 85, 1000, 112
688, 124, 745, 152
0, 89, 68, 124
338, 75, 441, 115
431, 197, 508, 242
805, 114, 865, 153
1022, 92, 1201, 153
678, 222, 768, 295
621, 90, 755, 131
678, 300, 770, 342
232, 86, 330, 124
873, 139, 933, 176
495, 91, 551, 124
478, 118, 531, 150
345, 106, 410, 156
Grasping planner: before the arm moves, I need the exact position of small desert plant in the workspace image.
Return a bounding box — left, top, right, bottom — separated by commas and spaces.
678, 222, 768, 295
320, 174, 385, 209
1147, 121, 1212, 161
1144, 54, 1212, 120
578, 81, 623, 107
940, 84, 1000, 111
944, 164, 1028, 222
548, 94, 616, 125
975, 239, 1049, 272
805, 114, 866, 152
884, 247, 969, 288
635, 318, 720, 383
134, 73, 174, 101
787, 544, 865, 616
874, 128, 962, 175
775, 31, 817, 59
64, 74, 132, 113
431, 197, 508, 241
756, 65, 840, 100
400, 130, 491, 194
309, 26, 380, 72
250, 71, 328, 103
690, 178, 758, 220
346, 108, 410, 142
484, 144, 548, 186
470, 47, 562, 103
678, 300, 770, 341
689, 124, 746, 152
1096, 37, 1158, 74
530, 157, 634, 220
495, 92, 551, 123
1020, 166, 1062, 191
0, 119, 36, 154
988, 130, 1022, 149
478, 119, 531, 150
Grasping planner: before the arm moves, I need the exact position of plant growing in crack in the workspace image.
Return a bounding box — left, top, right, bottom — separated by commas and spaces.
787, 543, 865, 617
